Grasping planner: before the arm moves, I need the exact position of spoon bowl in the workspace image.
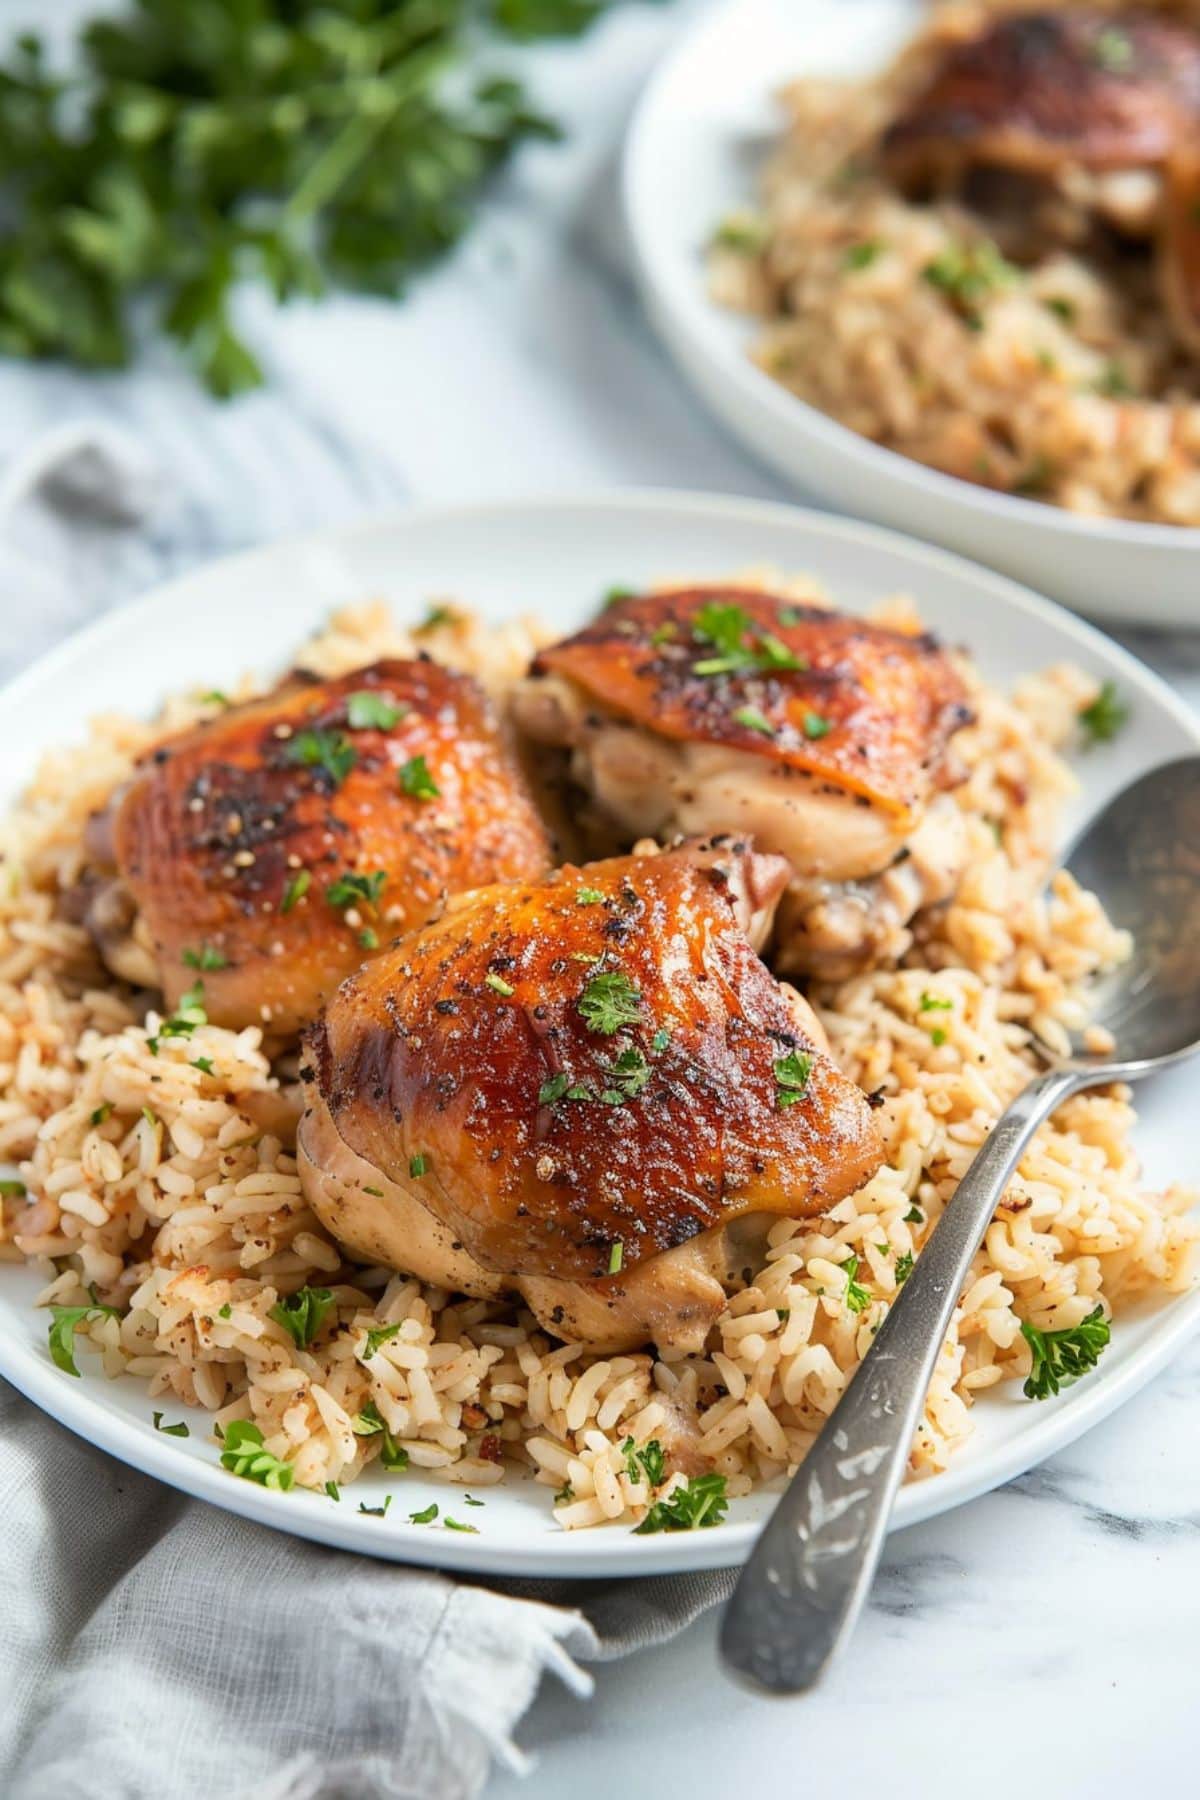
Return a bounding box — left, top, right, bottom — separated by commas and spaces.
720, 754, 1200, 1696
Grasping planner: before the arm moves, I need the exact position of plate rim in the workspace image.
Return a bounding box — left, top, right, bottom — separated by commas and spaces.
2, 486, 1198, 1578
621, 0, 1200, 553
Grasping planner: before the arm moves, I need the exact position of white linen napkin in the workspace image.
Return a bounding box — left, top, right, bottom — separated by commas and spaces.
0, 425, 734, 1799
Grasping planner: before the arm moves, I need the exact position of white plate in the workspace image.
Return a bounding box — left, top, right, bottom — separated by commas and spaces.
623, 0, 1200, 628
1, 492, 1197, 1576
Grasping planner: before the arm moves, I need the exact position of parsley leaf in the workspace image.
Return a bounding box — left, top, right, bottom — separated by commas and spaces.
220, 1420, 295, 1490
578, 970, 641, 1034
634, 1473, 729, 1533
444, 1517, 479, 1533
1078, 681, 1129, 745
359, 1496, 392, 1517
485, 971, 515, 995
622, 1436, 666, 1486
269, 1285, 336, 1349
409, 1152, 429, 1178
894, 1250, 914, 1285
0, 1177, 27, 1197
153, 1411, 190, 1437
327, 870, 387, 910
690, 601, 805, 677
1021, 1305, 1110, 1400
352, 1400, 409, 1470
399, 755, 440, 800
361, 1321, 402, 1360
48, 1303, 120, 1376
576, 887, 604, 905
918, 992, 953, 1012
774, 1050, 813, 1108
409, 1502, 439, 1525
182, 944, 227, 970
733, 705, 776, 737
802, 710, 832, 739
347, 691, 408, 731
285, 727, 357, 787
538, 1072, 570, 1105
600, 1045, 649, 1105
607, 1239, 624, 1275
840, 1254, 872, 1314
325, 1480, 341, 1501
280, 870, 310, 913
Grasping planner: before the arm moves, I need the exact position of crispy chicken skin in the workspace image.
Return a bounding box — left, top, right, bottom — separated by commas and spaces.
883, 11, 1200, 186
298, 838, 884, 1351
881, 9, 1200, 353
512, 589, 971, 975
90, 660, 552, 1035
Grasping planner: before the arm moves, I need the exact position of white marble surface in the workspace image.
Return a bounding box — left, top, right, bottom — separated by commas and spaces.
2, 3, 1199, 1793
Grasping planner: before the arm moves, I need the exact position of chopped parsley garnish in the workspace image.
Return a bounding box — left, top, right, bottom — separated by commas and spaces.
182, 944, 227, 970
281, 869, 310, 912
485, 972, 515, 996
269, 1285, 335, 1349
1044, 296, 1076, 325
600, 1046, 649, 1106
409, 1153, 429, 1178
90, 1104, 112, 1126
690, 601, 805, 677
603, 585, 635, 608
576, 887, 604, 905
463, 1495, 484, 1507
1093, 26, 1133, 71
634, 1473, 728, 1534
840, 1254, 872, 1314
153, 1412, 190, 1437
419, 604, 456, 631
712, 212, 768, 254
843, 239, 881, 270
325, 1481, 341, 1501
218, 1303, 233, 1319
733, 705, 776, 737
352, 1400, 409, 1469
361, 1321, 402, 1360
802, 710, 832, 739
444, 1517, 479, 1533
923, 240, 1017, 314
650, 1027, 671, 1054
347, 690, 408, 731
1021, 1305, 1110, 1400
191, 1057, 215, 1075
918, 992, 953, 1012
895, 1251, 914, 1286
538, 1072, 570, 1106
142, 1106, 158, 1128
285, 727, 357, 787
607, 1240, 624, 1276
0, 1177, 27, 1197
199, 690, 230, 707
904, 1206, 923, 1225
1078, 680, 1128, 745
399, 754, 440, 800
359, 1496, 392, 1517
48, 1302, 120, 1376
327, 869, 387, 910
409, 1502, 439, 1525
1097, 360, 1132, 398
358, 928, 379, 951
622, 1436, 665, 1487
220, 1420, 295, 1490
554, 1481, 575, 1505
930, 1027, 948, 1048
773, 1050, 813, 1108
578, 969, 641, 1034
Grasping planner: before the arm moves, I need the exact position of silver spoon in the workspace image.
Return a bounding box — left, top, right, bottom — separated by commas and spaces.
721, 754, 1200, 1696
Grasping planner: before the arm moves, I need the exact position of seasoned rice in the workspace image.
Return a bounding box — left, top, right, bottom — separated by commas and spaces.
709, 0, 1200, 524
1, 590, 1195, 1527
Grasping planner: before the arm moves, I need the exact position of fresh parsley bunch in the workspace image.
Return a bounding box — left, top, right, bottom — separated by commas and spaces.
0, 0, 614, 395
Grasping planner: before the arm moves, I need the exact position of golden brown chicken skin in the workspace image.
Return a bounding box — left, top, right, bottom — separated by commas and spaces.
882, 10, 1200, 187
95, 660, 553, 1036
512, 589, 972, 977
298, 839, 884, 1350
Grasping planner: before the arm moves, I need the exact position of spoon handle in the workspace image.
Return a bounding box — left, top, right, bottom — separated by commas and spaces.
719, 1063, 1082, 1695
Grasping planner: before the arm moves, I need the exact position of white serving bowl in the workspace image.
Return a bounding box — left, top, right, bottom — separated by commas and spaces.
623, 0, 1200, 627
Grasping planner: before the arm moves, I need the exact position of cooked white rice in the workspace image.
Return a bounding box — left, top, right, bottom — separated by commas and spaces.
0, 592, 1194, 1529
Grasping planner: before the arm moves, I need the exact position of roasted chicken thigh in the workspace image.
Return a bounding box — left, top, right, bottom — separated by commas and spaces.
512, 589, 972, 977
881, 8, 1200, 353
81, 660, 552, 1035
298, 838, 884, 1352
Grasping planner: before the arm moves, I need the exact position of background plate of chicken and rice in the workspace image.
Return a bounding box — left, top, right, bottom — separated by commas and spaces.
624, 0, 1200, 625
1, 492, 1197, 1577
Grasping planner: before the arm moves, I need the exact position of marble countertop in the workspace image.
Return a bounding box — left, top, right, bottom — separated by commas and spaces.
2, 3, 1198, 1793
